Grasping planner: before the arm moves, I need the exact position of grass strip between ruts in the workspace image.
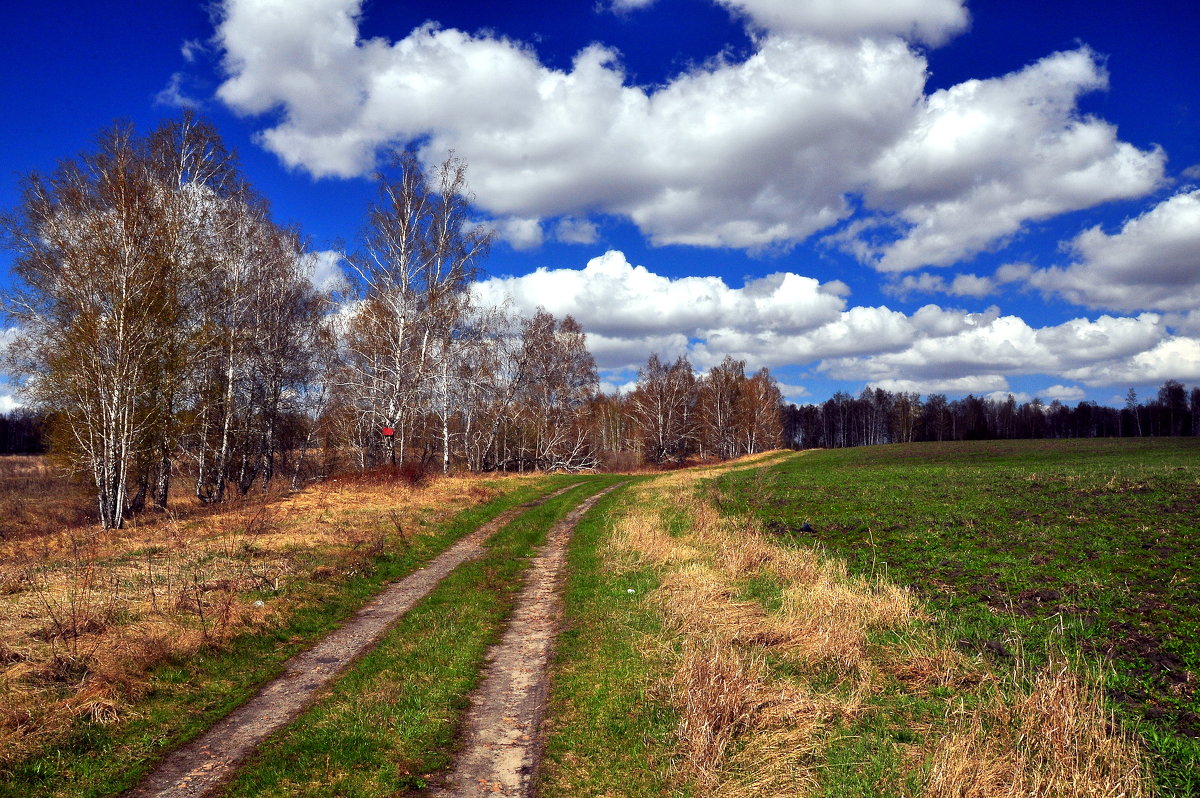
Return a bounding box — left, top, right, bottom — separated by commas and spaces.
1, 474, 582, 798
539, 478, 691, 798
219, 475, 627, 797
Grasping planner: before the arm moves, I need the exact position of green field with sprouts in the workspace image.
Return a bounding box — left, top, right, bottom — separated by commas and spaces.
713, 438, 1199, 795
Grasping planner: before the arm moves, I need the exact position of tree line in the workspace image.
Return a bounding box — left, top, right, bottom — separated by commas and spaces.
13, 114, 1187, 530
783, 381, 1200, 449
0, 408, 45, 454
2, 114, 786, 528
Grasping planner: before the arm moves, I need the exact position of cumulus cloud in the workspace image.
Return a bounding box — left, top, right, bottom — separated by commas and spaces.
473, 251, 1193, 391
473, 250, 847, 343
213, 2, 1160, 268
776, 382, 811, 402
0, 395, 19, 414
301, 249, 348, 292
1062, 336, 1200, 385
986, 390, 1032, 404
869, 375, 1010, 395
496, 217, 545, 251
1028, 189, 1200, 312
887, 272, 996, 299
1042, 384, 1086, 402
856, 48, 1165, 271
215, 10, 927, 248
819, 311, 1175, 390
716, 0, 969, 46
553, 217, 599, 245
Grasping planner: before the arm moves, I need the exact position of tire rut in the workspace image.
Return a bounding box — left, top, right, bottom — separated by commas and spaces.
433, 481, 626, 798
124, 480, 586, 798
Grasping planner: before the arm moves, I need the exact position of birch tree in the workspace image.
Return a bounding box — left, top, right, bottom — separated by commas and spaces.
512, 311, 598, 471
628, 354, 698, 464
339, 151, 490, 470
3, 117, 240, 527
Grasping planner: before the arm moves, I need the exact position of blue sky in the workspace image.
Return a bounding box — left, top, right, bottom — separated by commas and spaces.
2, 0, 1199, 407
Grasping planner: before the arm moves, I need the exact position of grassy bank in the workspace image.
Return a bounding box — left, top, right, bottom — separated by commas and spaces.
539, 476, 689, 797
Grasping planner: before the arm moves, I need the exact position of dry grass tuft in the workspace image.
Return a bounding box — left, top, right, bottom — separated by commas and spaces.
924, 662, 1151, 798
672, 639, 768, 781
669, 635, 843, 797
886, 636, 978, 692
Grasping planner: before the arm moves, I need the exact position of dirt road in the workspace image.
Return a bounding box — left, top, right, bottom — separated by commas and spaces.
124, 481, 586, 798
433, 482, 625, 798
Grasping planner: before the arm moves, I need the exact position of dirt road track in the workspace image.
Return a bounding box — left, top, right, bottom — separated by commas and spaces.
123, 481, 585, 798
434, 482, 625, 798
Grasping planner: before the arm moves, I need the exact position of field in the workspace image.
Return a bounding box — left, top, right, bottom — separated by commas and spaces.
712, 439, 1199, 794
0, 440, 1195, 797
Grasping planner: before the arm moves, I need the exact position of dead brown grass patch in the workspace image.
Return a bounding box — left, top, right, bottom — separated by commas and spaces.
0, 468, 528, 768
924, 661, 1150, 797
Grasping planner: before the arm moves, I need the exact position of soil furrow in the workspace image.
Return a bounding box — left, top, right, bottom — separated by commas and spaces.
123, 481, 585, 798
434, 482, 625, 798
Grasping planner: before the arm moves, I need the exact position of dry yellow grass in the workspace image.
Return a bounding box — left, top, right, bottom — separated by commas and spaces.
606, 451, 1150, 798
924, 661, 1150, 798
0, 469, 528, 767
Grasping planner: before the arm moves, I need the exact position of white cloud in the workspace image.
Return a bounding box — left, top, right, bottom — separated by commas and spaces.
496, 217, 545, 251
0, 395, 19, 414
182, 39, 206, 63
1062, 336, 1200, 385
995, 262, 1033, 284
776, 382, 810, 403
213, 3, 1160, 266
474, 251, 1196, 390
301, 249, 347, 292
869, 375, 1010, 395
473, 249, 847, 341
608, 0, 657, 11
1041, 384, 1086, 402
586, 332, 690, 370
856, 48, 1165, 271
986, 390, 1032, 404
819, 311, 1173, 388
210, 2, 916, 248
716, 0, 969, 46
887, 271, 996, 299
1028, 189, 1200, 312
1164, 309, 1200, 337
553, 217, 599, 245
598, 376, 639, 396
155, 72, 202, 108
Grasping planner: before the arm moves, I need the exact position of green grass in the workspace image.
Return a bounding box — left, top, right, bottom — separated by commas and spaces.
714, 438, 1200, 796
0, 475, 583, 798
220, 475, 627, 797
539, 478, 689, 798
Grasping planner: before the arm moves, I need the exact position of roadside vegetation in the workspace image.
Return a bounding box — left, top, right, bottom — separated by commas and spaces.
543, 443, 1177, 796
0, 463, 577, 797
